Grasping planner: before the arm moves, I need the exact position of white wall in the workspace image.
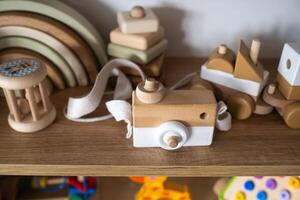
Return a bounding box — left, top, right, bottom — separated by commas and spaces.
64, 0, 300, 58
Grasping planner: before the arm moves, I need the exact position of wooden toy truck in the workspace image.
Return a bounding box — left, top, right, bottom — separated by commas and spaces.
263, 43, 300, 128
200, 39, 273, 120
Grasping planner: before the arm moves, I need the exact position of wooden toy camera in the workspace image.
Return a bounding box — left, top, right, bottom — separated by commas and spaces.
132, 78, 217, 150
0, 58, 56, 132
263, 43, 300, 128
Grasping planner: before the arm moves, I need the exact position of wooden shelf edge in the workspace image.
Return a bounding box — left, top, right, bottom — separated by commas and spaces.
1, 165, 300, 176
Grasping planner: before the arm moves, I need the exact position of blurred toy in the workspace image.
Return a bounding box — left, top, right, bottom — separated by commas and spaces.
17, 176, 67, 197
108, 6, 167, 82
215, 176, 300, 200
201, 39, 273, 120
32, 176, 67, 193
133, 176, 191, 200
18, 176, 96, 200
263, 43, 300, 128
0, 58, 56, 132
129, 176, 146, 184
68, 176, 96, 200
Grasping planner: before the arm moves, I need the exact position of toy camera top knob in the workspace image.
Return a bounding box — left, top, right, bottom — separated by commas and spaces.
136, 78, 165, 104
144, 78, 159, 91
130, 6, 146, 19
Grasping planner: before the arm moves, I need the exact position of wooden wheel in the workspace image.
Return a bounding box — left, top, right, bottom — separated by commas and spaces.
227, 93, 255, 120
283, 102, 300, 129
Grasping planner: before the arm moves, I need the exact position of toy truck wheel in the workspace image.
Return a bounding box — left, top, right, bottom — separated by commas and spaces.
157, 121, 189, 150
227, 93, 255, 120
283, 102, 300, 129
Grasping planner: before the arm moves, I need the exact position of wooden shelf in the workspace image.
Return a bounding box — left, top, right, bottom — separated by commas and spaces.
0, 58, 300, 176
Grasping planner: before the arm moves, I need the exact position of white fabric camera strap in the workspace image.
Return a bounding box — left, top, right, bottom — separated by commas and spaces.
64, 59, 146, 122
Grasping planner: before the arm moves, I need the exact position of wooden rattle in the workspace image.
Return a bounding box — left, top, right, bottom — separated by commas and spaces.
0, 58, 56, 132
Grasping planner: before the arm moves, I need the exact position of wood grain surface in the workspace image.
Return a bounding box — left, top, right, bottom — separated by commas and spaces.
0, 58, 299, 176
0, 12, 98, 83
0, 48, 65, 90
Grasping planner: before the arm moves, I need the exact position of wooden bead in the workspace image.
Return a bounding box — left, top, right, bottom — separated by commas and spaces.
130, 6, 145, 18
207, 46, 235, 74
227, 93, 255, 120
218, 45, 227, 55
250, 39, 261, 64
144, 78, 159, 91
268, 83, 276, 95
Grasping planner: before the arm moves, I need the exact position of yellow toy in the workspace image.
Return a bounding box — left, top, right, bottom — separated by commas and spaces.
135, 176, 191, 200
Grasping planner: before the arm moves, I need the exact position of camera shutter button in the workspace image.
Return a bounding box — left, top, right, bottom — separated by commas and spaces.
157, 121, 189, 150
167, 136, 179, 148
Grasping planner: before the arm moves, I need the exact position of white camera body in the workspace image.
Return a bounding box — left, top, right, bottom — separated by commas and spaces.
133, 122, 215, 150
